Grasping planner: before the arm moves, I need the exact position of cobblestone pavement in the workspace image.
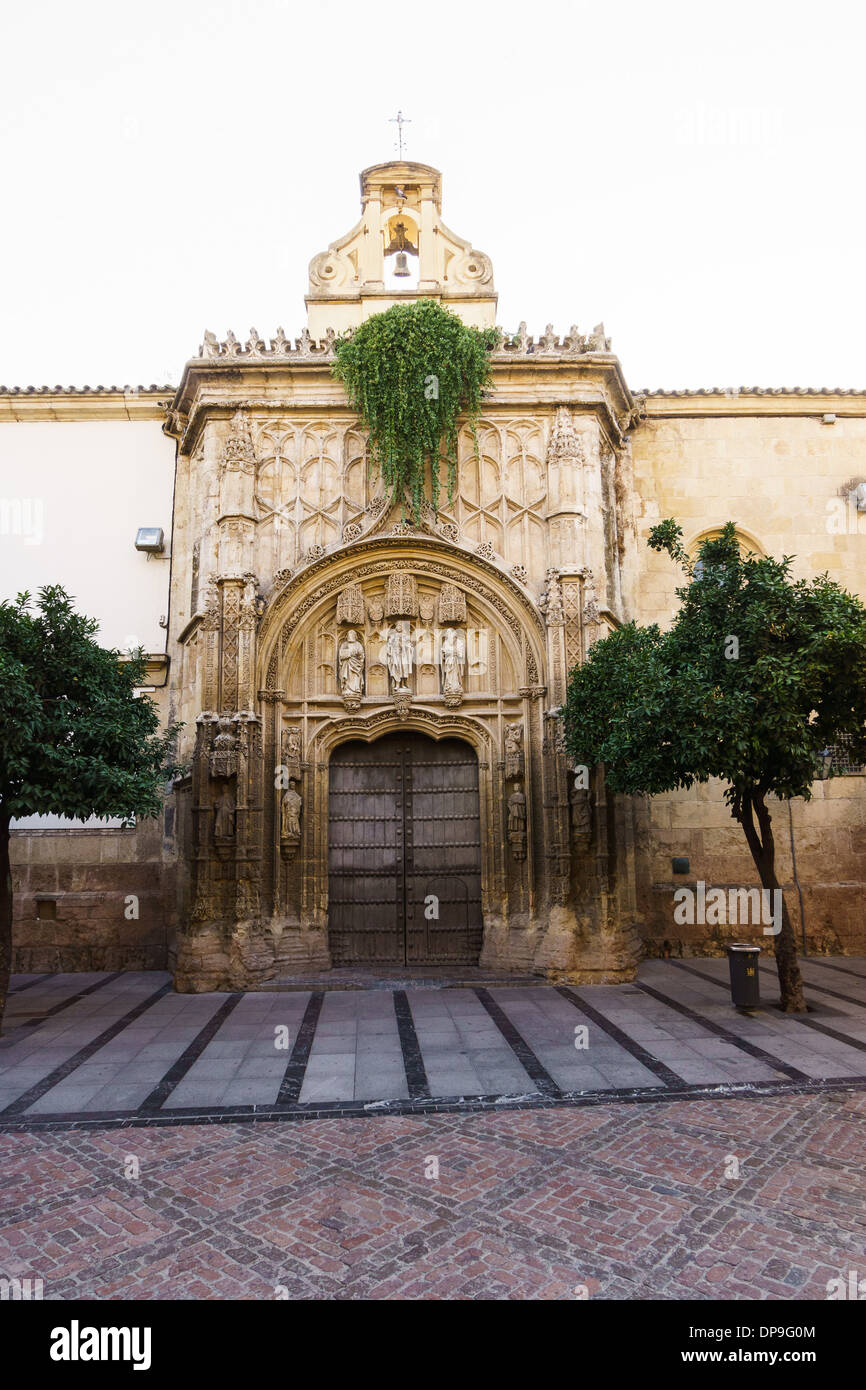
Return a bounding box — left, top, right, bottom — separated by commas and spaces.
0, 1088, 863, 1299
2, 957, 866, 1127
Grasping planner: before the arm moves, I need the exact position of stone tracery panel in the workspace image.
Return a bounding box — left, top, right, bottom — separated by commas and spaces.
253, 419, 372, 575
435, 418, 547, 589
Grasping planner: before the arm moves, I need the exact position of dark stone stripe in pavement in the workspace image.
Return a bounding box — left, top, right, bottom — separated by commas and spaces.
276, 991, 324, 1105
393, 991, 430, 1099
139, 993, 244, 1112
635, 978, 810, 1081
0, 972, 126, 1050
806, 959, 866, 983
756, 961, 866, 1012
555, 985, 682, 1088
674, 960, 866, 1055
7, 974, 51, 995
473, 987, 561, 1097
1, 982, 175, 1116
3, 1073, 865, 1133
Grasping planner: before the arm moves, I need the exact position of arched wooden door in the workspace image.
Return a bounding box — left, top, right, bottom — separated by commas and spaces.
327, 733, 483, 966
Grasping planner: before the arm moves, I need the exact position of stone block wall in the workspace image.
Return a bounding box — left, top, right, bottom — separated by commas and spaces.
634, 775, 866, 957
10, 819, 172, 972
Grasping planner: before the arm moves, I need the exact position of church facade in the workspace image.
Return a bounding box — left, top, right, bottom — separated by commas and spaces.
5, 160, 865, 988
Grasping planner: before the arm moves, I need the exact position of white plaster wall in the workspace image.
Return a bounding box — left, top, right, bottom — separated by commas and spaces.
0, 419, 175, 650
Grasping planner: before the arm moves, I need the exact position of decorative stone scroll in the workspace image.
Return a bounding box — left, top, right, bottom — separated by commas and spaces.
437, 582, 466, 625
384, 572, 418, 618
335, 582, 365, 626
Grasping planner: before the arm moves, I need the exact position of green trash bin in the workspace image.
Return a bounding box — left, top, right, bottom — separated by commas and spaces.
727, 943, 761, 1009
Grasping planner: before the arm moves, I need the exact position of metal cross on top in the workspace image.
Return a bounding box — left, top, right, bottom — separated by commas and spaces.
389, 110, 411, 158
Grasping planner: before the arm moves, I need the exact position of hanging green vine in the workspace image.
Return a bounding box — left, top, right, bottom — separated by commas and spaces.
332, 298, 497, 521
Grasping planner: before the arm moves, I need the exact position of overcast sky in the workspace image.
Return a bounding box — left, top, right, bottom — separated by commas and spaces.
1, 0, 864, 392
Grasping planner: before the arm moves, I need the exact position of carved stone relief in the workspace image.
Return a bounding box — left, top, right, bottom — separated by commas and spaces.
507, 782, 527, 861
335, 582, 365, 626
338, 629, 365, 710
504, 721, 524, 779
440, 627, 466, 707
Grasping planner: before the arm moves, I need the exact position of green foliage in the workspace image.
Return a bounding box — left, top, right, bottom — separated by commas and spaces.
332, 298, 497, 520
0, 586, 182, 824
563, 521, 866, 813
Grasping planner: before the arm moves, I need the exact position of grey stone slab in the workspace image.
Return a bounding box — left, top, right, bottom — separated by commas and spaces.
234, 1055, 286, 1077
27, 1083, 107, 1112
163, 1082, 231, 1108
219, 1078, 283, 1106
182, 1057, 242, 1081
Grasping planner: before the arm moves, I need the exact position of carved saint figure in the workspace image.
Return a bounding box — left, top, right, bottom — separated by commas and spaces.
507, 781, 527, 861
282, 727, 302, 783
214, 788, 235, 840
385, 621, 414, 691
504, 721, 524, 779
570, 784, 592, 840
440, 627, 466, 699
507, 782, 527, 833
280, 780, 303, 841
338, 630, 366, 699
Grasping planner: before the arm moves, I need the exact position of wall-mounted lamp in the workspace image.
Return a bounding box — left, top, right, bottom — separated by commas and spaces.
135, 526, 165, 553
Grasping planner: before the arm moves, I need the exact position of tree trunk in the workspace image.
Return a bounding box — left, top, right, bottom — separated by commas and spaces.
737, 791, 807, 1013
0, 814, 11, 1035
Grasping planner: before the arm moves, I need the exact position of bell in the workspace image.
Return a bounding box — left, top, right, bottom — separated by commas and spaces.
393, 251, 410, 278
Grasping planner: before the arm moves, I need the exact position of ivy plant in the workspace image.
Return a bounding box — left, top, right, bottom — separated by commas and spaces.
332, 298, 497, 520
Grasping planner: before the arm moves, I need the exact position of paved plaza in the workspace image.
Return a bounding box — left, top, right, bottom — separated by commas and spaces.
1, 956, 866, 1125
0, 1087, 863, 1299
2, 957, 865, 1299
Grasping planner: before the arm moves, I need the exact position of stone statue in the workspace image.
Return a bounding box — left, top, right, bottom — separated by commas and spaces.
440, 627, 466, 703
508, 783, 526, 833
507, 782, 527, 861
214, 788, 235, 840
282, 727, 302, 783
280, 780, 302, 841
570, 784, 592, 841
504, 721, 524, 779
338, 629, 365, 701
209, 715, 238, 779
385, 622, 414, 692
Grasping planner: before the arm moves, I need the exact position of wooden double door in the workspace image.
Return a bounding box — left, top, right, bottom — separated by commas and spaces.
328, 733, 483, 966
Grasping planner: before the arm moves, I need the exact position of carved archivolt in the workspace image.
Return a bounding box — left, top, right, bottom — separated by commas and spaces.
257, 540, 545, 683
309, 706, 494, 759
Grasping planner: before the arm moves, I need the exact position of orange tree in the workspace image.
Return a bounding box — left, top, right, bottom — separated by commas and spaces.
0, 587, 181, 1031
563, 522, 866, 1012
